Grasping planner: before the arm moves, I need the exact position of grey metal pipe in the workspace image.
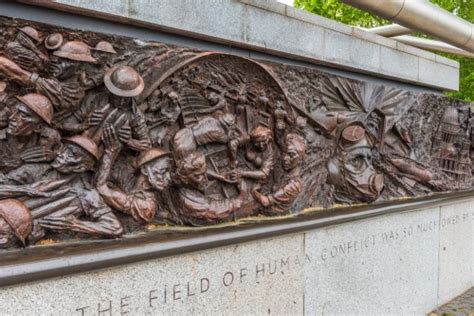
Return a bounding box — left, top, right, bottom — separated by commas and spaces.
341, 0, 474, 53
393, 35, 474, 58
365, 24, 412, 37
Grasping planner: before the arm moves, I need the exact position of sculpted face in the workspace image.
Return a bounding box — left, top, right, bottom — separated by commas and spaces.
283, 146, 301, 171
161, 99, 181, 122
341, 145, 384, 203
186, 163, 208, 193
142, 157, 172, 191
7, 103, 42, 136
110, 94, 132, 109
250, 126, 272, 152
48, 57, 77, 80
52, 144, 95, 174
253, 137, 270, 152
208, 92, 219, 105
178, 153, 208, 193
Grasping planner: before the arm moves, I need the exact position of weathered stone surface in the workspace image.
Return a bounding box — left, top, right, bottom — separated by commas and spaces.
17, 0, 460, 91
304, 207, 440, 315
0, 234, 305, 315
438, 200, 474, 304
419, 57, 460, 91
380, 46, 419, 81
246, 5, 325, 59
1, 201, 474, 313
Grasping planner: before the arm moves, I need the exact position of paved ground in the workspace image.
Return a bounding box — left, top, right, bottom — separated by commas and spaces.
430, 287, 474, 316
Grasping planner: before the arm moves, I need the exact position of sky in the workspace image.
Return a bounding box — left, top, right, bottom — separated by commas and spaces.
277, 0, 294, 6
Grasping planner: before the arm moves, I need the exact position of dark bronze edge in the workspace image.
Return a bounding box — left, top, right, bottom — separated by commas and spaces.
1, 190, 473, 287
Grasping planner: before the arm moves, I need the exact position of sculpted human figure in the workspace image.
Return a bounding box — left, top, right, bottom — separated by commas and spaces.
173, 151, 246, 226
252, 133, 305, 215
173, 113, 244, 162
274, 100, 289, 131
226, 126, 275, 185
0, 41, 98, 114
96, 124, 172, 223
51, 41, 117, 134
326, 123, 384, 203
0, 93, 60, 171
86, 41, 117, 89
203, 91, 228, 114
5, 26, 47, 72
101, 65, 151, 152
146, 91, 182, 148
22, 135, 124, 240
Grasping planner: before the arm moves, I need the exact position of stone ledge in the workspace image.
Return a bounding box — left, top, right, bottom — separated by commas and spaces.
0, 196, 472, 315
15, 0, 460, 91
241, 0, 458, 67
0, 190, 472, 287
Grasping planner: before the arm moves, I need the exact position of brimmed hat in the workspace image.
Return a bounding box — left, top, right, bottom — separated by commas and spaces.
136, 148, 170, 169
44, 33, 64, 50
341, 125, 365, 143
93, 41, 117, 54
0, 199, 32, 246
53, 41, 97, 63
104, 65, 145, 97
19, 26, 41, 42
65, 135, 101, 161
15, 93, 54, 125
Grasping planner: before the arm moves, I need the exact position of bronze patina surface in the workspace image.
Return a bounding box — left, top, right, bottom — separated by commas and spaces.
0, 16, 472, 250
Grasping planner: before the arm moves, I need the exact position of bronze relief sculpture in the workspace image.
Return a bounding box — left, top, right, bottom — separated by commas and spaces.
0, 16, 472, 249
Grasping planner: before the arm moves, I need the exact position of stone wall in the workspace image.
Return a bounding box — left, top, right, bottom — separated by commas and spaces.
1, 198, 472, 315
11, 0, 460, 91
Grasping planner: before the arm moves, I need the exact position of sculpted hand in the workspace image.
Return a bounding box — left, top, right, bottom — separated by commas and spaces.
102, 123, 122, 153
251, 188, 270, 207
27, 189, 52, 198
38, 215, 78, 230
225, 169, 241, 184
21, 146, 54, 162
0, 156, 22, 169
89, 107, 107, 127
118, 123, 132, 143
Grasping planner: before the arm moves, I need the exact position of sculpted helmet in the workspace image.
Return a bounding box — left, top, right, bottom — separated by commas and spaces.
341, 125, 366, 145
94, 41, 117, 54
44, 33, 64, 50
104, 65, 145, 97
0, 199, 32, 246
136, 148, 170, 169
15, 93, 54, 125
53, 41, 97, 63
65, 135, 101, 161
19, 26, 42, 42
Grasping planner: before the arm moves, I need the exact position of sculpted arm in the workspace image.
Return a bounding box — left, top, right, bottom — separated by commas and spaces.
96, 147, 157, 222
95, 124, 156, 223
0, 56, 31, 85
66, 210, 123, 237
95, 125, 129, 212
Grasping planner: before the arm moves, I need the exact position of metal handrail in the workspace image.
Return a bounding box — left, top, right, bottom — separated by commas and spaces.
341, 0, 474, 53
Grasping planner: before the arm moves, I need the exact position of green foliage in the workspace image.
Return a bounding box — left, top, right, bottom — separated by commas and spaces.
294, 0, 474, 101
293, 0, 388, 27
